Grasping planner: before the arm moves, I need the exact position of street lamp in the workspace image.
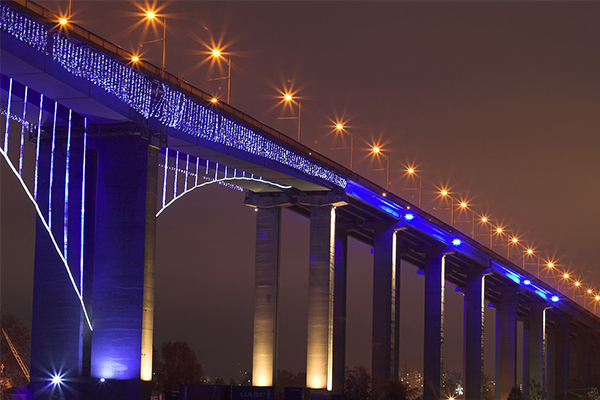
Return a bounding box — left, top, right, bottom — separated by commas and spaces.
440, 189, 454, 226
141, 10, 167, 71
371, 146, 390, 191
208, 49, 232, 104
332, 123, 354, 170
278, 93, 302, 142
523, 248, 534, 273
406, 167, 422, 208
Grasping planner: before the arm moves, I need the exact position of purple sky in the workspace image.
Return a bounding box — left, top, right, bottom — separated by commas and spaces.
2, 0, 600, 383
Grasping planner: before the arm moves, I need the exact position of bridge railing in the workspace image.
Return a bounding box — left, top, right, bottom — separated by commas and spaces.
11, 0, 353, 189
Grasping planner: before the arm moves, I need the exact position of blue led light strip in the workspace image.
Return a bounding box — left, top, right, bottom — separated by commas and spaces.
34, 95, 43, 200
162, 148, 168, 208
194, 157, 199, 186
0, 145, 93, 331
173, 150, 179, 199
63, 109, 72, 257
0, 5, 47, 51
48, 102, 57, 231
4, 77, 12, 153
80, 118, 87, 294
184, 154, 189, 192
156, 176, 292, 217
19, 86, 28, 175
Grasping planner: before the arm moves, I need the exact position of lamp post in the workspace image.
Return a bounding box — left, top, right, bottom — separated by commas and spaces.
406, 167, 422, 208
523, 248, 534, 272
333, 123, 354, 170
492, 226, 503, 250
278, 93, 302, 142
507, 237, 518, 259
372, 146, 390, 191
208, 49, 232, 104
141, 10, 167, 71
440, 189, 454, 226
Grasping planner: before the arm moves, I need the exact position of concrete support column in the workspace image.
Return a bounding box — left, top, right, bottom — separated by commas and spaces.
551, 313, 570, 400
251, 206, 282, 387
332, 228, 348, 396
464, 269, 488, 400
89, 137, 157, 400
31, 134, 94, 399
495, 289, 518, 400
573, 328, 591, 387
591, 340, 600, 385
371, 225, 400, 390
523, 303, 548, 398
423, 251, 446, 400
306, 204, 336, 390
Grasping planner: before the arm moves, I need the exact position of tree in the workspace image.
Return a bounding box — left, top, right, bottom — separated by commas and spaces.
1, 313, 30, 399
157, 341, 204, 392
525, 380, 546, 400
507, 385, 522, 400
276, 370, 305, 394
442, 370, 462, 399
482, 374, 494, 400
345, 366, 372, 400
384, 379, 418, 400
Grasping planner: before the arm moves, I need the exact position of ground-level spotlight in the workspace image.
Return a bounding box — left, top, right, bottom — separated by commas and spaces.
452, 238, 461, 246
551, 295, 559, 303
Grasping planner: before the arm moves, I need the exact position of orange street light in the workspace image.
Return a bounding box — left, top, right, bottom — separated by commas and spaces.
208, 48, 232, 104
141, 10, 167, 71
406, 167, 422, 208
333, 123, 354, 170
371, 146, 390, 191
439, 189, 455, 226
277, 93, 302, 142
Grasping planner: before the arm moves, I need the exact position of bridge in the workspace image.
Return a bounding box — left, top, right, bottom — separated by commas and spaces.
1, 1, 599, 399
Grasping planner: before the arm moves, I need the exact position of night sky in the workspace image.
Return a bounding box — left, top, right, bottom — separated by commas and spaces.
2, 0, 600, 384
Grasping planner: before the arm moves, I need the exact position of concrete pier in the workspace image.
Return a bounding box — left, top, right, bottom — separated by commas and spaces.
523, 303, 548, 398
332, 228, 348, 395
89, 137, 157, 400
306, 204, 336, 390
30, 134, 93, 399
464, 269, 488, 400
251, 206, 282, 387
495, 289, 518, 400
423, 251, 446, 400
371, 225, 400, 389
